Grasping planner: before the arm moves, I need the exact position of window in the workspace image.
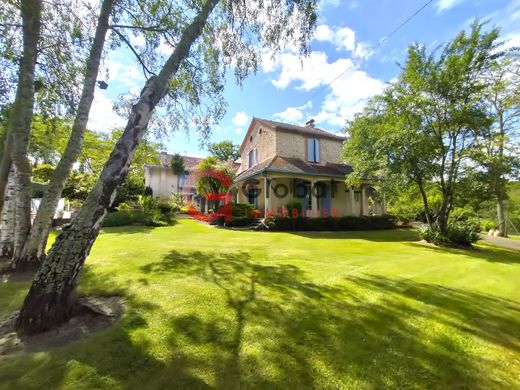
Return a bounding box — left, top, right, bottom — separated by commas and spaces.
307, 138, 320, 163
248, 148, 258, 168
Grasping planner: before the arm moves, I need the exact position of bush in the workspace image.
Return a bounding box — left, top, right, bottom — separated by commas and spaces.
138, 195, 176, 226
231, 203, 255, 218
418, 220, 480, 247
227, 217, 257, 227
481, 219, 495, 232
285, 198, 303, 216
103, 211, 145, 227
265, 215, 396, 231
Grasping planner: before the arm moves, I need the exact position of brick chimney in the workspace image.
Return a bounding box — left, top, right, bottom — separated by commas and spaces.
305, 119, 315, 128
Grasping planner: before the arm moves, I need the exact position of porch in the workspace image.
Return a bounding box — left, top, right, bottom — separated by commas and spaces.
235, 174, 386, 218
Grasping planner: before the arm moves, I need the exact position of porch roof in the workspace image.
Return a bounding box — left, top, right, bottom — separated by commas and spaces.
234, 156, 354, 182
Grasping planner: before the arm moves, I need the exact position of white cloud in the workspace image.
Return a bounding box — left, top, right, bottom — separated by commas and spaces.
232, 111, 249, 127
87, 90, 126, 132
263, 49, 384, 128
314, 24, 371, 58
435, 0, 465, 13
273, 102, 312, 124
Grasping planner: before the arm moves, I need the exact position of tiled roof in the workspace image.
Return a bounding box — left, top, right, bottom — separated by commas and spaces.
157, 153, 202, 170
235, 156, 353, 182
255, 118, 346, 141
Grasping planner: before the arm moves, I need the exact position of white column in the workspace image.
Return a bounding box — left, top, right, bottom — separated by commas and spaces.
311, 180, 318, 217
264, 176, 270, 217
361, 187, 368, 216
349, 186, 355, 216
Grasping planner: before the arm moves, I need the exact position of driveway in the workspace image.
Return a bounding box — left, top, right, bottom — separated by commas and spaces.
480, 234, 520, 251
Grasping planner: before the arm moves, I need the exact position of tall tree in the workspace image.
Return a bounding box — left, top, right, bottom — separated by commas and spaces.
208, 140, 240, 162
344, 21, 499, 235
170, 153, 185, 195
476, 50, 520, 236
7, 0, 42, 261
17, 0, 318, 334
11, 0, 115, 268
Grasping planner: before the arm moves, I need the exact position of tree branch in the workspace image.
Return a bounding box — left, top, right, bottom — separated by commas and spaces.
110, 27, 156, 78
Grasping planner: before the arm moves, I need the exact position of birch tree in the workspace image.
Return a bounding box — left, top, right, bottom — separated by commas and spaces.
16, 0, 318, 334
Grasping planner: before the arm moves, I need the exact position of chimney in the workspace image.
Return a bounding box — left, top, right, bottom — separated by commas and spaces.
305, 119, 315, 128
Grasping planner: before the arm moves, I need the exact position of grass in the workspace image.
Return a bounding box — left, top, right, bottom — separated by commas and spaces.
1, 220, 520, 389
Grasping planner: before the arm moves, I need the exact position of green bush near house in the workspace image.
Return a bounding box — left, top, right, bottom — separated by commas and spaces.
265, 214, 396, 231
103, 210, 146, 227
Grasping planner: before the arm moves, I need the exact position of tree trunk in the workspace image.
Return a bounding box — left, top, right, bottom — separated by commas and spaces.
4, 0, 42, 269
0, 168, 16, 259
16, 0, 220, 335
0, 133, 12, 218
496, 196, 507, 237
14, 0, 114, 267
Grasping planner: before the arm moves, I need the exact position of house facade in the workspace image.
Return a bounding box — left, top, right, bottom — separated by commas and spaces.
144, 152, 202, 201
234, 118, 386, 217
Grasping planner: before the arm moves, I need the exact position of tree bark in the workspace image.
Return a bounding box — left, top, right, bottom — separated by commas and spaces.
13, 0, 114, 267
5, 0, 42, 268
16, 0, 220, 334
0, 168, 16, 259
0, 133, 12, 218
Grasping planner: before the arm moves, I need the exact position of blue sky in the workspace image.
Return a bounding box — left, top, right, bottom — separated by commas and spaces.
88, 0, 520, 158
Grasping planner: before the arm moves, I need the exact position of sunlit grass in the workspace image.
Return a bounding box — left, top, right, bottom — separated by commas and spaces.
1, 219, 519, 389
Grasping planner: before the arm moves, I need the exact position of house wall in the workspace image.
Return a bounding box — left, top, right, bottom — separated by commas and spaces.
275, 130, 343, 164
239, 122, 277, 172
144, 166, 179, 199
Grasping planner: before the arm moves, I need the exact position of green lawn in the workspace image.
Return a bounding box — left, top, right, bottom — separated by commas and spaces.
1, 219, 520, 389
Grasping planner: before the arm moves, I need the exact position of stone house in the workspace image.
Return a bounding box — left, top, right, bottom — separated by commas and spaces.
234, 117, 386, 217
144, 153, 203, 202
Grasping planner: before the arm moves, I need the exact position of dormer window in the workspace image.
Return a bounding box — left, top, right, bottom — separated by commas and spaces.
307, 138, 320, 163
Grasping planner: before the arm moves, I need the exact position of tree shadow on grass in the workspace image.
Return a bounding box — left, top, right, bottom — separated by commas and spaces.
141, 250, 520, 389
407, 241, 520, 264
1, 251, 519, 388
0, 266, 211, 389
286, 228, 419, 242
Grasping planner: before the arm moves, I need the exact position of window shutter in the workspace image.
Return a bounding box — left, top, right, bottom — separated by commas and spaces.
307, 139, 314, 162
254, 148, 258, 165
315, 139, 320, 162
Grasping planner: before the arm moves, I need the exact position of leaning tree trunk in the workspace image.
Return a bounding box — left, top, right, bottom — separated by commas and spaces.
16, 0, 220, 335
0, 168, 16, 259
14, 0, 114, 267
5, 0, 42, 269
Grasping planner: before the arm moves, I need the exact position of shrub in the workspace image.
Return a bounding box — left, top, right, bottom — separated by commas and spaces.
144, 186, 153, 196
446, 220, 480, 246
285, 198, 303, 216
227, 217, 257, 227
103, 211, 145, 227
265, 215, 396, 231
231, 203, 255, 218
419, 220, 480, 247
116, 202, 133, 212
481, 219, 495, 232
137, 195, 176, 226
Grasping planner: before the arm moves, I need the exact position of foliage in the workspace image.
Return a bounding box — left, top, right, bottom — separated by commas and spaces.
419, 220, 481, 247
208, 140, 240, 162
138, 195, 175, 226
231, 202, 254, 218
194, 157, 235, 201
285, 198, 303, 217
265, 215, 396, 231
343, 21, 502, 236
102, 210, 145, 227
170, 154, 185, 175
32, 163, 54, 183
169, 194, 184, 212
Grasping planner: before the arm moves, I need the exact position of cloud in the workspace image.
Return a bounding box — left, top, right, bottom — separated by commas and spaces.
273, 102, 312, 124
263, 49, 384, 128
314, 24, 371, 57
435, 0, 465, 13
87, 90, 126, 132
232, 111, 249, 126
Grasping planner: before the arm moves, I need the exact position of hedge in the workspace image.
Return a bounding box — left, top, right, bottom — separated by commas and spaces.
265, 215, 396, 231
